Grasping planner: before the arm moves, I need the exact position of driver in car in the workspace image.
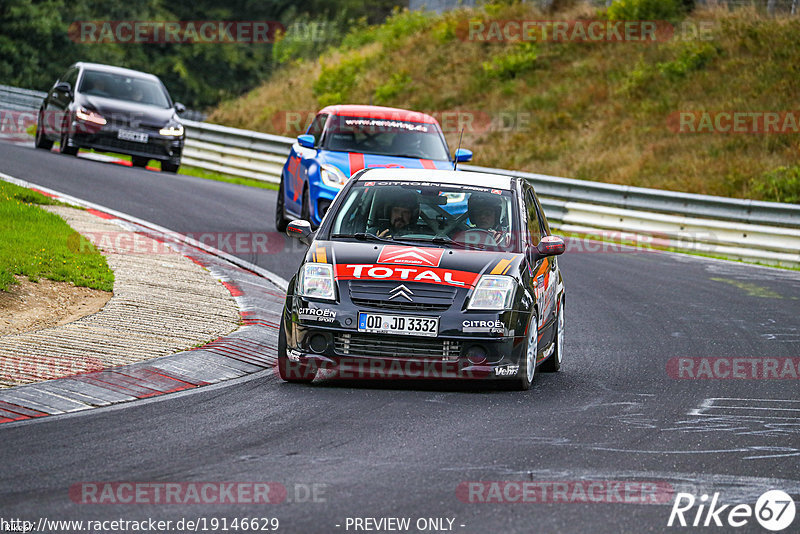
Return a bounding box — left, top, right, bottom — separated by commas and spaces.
467, 192, 510, 247
376, 190, 422, 238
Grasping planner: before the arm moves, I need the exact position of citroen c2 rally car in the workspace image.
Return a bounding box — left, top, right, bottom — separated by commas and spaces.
279, 168, 566, 390
275, 105, 473, 230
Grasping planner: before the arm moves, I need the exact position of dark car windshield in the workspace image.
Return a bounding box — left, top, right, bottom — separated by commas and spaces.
79, 70, 171, 108
326, 181, 520, 252
323, 116, 450, 161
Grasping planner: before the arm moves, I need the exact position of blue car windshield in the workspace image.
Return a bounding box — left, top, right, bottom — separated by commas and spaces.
327, 182, 521, 252
324, 116, 450, 161
79, 70, 171, 109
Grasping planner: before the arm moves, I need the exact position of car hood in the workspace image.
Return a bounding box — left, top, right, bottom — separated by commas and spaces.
307, 240, 523, 288
80, 95, 176, 127
318, 151, 453, 177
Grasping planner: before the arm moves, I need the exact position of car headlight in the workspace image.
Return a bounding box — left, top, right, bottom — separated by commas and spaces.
467, 275, 515, 310
159, 123, 184, 137
320, 164, 348, 188
298, 262, 335, 301
76, 107, 106, 125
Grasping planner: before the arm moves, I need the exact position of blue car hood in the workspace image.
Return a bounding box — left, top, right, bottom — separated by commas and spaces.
318, 151, 453, 177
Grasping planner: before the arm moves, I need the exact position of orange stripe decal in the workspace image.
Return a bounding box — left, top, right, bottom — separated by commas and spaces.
491, 259, 512, 275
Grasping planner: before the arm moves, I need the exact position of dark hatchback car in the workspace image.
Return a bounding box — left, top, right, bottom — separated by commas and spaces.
279, 168, 566, 390
35, 62, 185, 172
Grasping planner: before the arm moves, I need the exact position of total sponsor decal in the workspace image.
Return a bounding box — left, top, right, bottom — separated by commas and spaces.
462, 320, 505, 335
378, 245, 444, 267
668, 490, 795, 531
297, 308, 336, 323
494, 365, 519, 377
335, 264, 479, 288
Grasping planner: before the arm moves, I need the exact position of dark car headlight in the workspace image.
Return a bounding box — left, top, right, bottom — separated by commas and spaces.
467, 275, 515, 310
76, 107, 107, 125
298, 263, 336, 301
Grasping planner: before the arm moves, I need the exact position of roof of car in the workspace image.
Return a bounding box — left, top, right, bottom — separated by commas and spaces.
73, 62, 161, 81
319, 105, 439, 124
355, 168, 513, 190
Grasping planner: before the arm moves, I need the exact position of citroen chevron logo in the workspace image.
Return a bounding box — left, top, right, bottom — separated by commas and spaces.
388, 284, 414, 301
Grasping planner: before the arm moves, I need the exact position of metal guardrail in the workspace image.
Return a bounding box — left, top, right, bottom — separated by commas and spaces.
2, 86, 798, 267
177, 120, 800, 268
0, 85, 46, 112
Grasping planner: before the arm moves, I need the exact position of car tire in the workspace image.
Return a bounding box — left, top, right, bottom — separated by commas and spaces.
161, 162, 180, 173
277, 315, 317, 384
35, 111, 53, 150
540, 296, 564, 373
132, 156, 149, 168
60, 117, 78, 156
275, 176, 289, 232
514, 311, 538, 391
301, 185, 312, 226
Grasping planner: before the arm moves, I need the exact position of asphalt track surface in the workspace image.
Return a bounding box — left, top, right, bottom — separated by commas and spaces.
1, 140, 799, 533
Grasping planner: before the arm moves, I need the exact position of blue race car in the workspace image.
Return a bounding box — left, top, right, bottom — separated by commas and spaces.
275, 105, 472, 230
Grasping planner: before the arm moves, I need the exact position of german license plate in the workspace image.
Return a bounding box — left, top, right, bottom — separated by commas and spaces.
118, 129, 148, 143
358, 312, 438, 337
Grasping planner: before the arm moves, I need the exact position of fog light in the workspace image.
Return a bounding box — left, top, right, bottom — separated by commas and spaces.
309, 334, 328, 353
466, 345, 488, 365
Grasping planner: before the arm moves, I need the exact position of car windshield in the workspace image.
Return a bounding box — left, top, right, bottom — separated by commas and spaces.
324, 116, 450, 161
79, 70, 171, 108
327, 181, 520, 252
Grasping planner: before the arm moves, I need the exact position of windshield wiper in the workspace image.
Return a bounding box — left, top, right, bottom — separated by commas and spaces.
397, 235, 485, 250
330, 232, 393, 242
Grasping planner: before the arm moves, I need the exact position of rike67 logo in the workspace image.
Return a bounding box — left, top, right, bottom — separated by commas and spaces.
668, 490, 795, 531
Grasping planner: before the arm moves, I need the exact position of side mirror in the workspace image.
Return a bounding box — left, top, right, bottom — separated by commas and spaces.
297, 134, 315, 149
174, 102, 186, 113
536, 235, 565, 257
287, 219, 313, 245
55, 81, 71, 95
454, 148, 472, 163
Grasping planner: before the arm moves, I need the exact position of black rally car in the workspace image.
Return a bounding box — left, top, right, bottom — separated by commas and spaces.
280, 168, 565, 390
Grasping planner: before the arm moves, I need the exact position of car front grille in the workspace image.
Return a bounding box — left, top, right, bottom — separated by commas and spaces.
335, 333, 461, 360
349, 281, 457, 312
92, 137, 168, 156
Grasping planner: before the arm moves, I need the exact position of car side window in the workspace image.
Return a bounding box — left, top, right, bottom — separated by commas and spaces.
64, 69, 79, 90
306, 114, 328, 146
524, 188, 542, 246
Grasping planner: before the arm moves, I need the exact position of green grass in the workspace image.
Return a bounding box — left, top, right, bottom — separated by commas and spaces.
0, 181, 114, 292
208, 3, 800, 203
178, 165, 278, 190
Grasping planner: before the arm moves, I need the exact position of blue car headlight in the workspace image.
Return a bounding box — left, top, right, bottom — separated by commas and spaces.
320, 164, 348, 188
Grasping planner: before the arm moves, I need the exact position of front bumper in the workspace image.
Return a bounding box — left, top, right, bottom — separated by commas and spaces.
72, 123, 183, 164
284, 311, 528, 381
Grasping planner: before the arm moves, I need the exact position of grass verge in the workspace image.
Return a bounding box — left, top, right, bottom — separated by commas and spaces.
0, 180, 114, 291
